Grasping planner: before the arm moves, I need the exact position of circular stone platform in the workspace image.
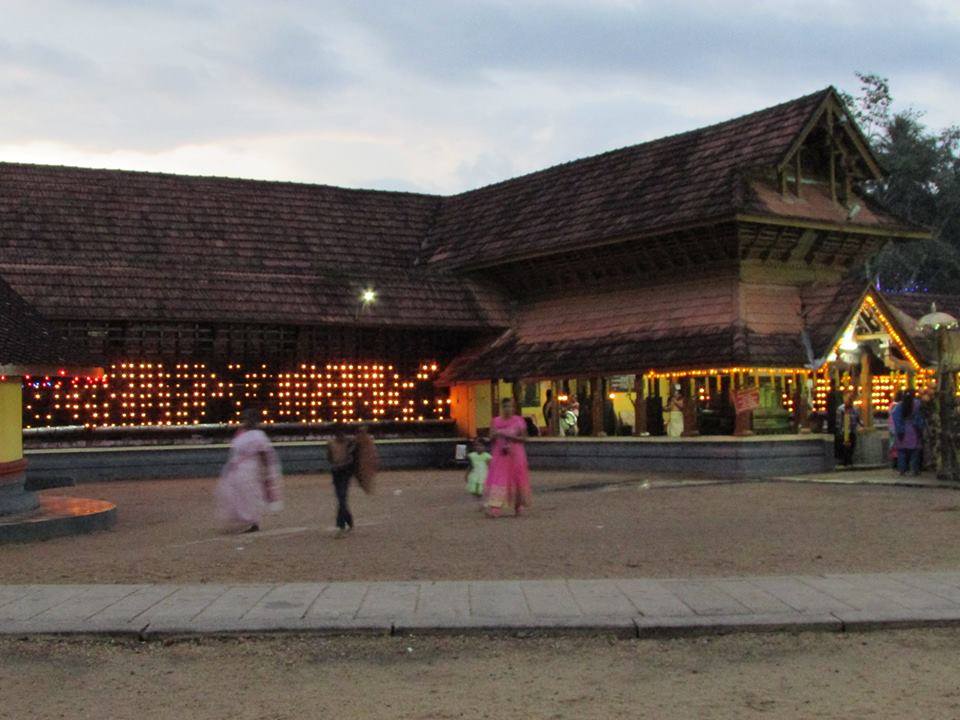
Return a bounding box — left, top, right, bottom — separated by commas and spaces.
0, 495, 116, 543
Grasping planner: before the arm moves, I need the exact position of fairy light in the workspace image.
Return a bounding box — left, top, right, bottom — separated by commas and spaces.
22, 359, 447, 429
646, 366, 809, 379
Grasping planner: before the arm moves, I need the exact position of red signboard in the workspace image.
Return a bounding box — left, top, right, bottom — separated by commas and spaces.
733, 386, 760, 414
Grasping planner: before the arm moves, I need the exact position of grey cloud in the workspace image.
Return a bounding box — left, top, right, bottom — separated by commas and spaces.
342, 0, 960, 88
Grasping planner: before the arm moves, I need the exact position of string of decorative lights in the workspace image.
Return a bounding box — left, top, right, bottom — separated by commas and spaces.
18, 360, 447, 429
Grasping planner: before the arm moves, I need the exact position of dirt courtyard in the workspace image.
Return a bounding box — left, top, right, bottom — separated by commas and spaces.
4, 629, 960, 719
5, 470, 960, 584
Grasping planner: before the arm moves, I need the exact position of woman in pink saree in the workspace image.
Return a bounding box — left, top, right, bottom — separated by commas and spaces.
484, 397, 531, 517
215, 409, 283, 533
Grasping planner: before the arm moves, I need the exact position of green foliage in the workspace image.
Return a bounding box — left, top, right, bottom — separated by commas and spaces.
841, 73, 960, 291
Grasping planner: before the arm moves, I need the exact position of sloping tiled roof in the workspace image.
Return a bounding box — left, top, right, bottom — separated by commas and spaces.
0, 275, 87, 368
0, 87, 924, 339
800, 281, 869, 360
423, 88, 833, 270
880, 291, 960, 366
0, 163, 509, 328
439, 277, 818, 382
441, 278, 880, 382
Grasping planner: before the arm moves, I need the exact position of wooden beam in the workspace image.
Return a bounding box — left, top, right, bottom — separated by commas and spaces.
734, 214, 930, 241
794, 149, 802, 199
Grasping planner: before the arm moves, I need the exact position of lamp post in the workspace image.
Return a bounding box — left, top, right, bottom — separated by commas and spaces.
918, 303, 958, 480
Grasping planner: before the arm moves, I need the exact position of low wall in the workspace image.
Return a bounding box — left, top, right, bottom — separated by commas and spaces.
524, 436, 835, 478
25, 439, 458, 484
24, 435, 835, 484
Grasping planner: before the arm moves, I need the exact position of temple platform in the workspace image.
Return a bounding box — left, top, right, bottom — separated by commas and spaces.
25, 434, 835, 483
524, 435, 835, 478
0, 495, 116, 543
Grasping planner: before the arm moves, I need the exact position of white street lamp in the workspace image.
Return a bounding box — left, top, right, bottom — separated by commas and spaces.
918, 303, 958, 480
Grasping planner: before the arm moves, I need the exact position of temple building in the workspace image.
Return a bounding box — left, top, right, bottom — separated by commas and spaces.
0, 87, 944, 438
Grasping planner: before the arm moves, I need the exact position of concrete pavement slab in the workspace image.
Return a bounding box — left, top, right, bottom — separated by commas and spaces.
566, 579, 637, 617
8, 573, 960, 638
831, 573, 959, 611
469, 581, 530, 618
520, 580, 582, 618
660, 580, 750, 616
615, 579, 694, 617
0, 585, 89, 621
306, 582, 369, 620
194, 585, 274, 622
134, 584, 230, 623
356, 582, 419, 619
0, 586, 33, 609
748, 576, 855, 613
710, 579, 795, 614
87, 585, 179, 623
32, 585, 146, 621
416, 582, 470, 620
798, 575, 897, 612
890, 573, 960, 604
245, 583, 326, 620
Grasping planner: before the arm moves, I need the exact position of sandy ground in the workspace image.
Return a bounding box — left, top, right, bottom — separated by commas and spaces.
3, 630, 960, 719
5, 470, 960, 583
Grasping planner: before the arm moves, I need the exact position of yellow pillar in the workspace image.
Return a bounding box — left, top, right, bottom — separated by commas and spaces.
0, 380, 23, 464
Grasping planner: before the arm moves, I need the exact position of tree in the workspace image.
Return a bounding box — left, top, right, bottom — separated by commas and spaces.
841, 73, 960, 291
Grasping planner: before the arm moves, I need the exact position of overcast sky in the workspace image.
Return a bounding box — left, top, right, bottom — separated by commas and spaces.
3, 0, 958, 194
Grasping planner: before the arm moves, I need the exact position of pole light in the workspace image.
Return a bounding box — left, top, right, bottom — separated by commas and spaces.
918, 303, 958, 480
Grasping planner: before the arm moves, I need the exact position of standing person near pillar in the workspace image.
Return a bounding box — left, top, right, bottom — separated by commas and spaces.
215, 408, 283, 534
484, 397, 532, 518
893, 390, 925, 476
835, 392, 861, 467
918, 387, 939, 472
887, 391, 903, 470
665, 385, 685, 438
541, 388, 556, 435
327, 426, 356, 538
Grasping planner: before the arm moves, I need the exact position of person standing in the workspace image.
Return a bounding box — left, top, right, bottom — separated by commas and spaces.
893, 390, 925, 476
485, 397, 532, 517
560, 401, 579, 436
542, 389, 556, 435
327, 427, 355, 538
918, 387, 939, 472
835, 392, 861, 467
215, 408, 283, 533
887, 391, 903, 470
465, 437, 491, 498
665, 386, 685, 438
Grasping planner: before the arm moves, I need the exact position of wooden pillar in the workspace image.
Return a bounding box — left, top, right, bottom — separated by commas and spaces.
550, 379, 561, 436
732, 372, 753, 436
860, 351, 874, 430
591, 376, 604, 437
633, 373, 647, 436
490, 379, 499, 421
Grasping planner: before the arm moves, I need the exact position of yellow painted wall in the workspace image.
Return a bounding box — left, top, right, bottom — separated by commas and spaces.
0, 382, 23, 463
609, 392, 636, 429
450, 382, 494, 437
474, 382, 492, 433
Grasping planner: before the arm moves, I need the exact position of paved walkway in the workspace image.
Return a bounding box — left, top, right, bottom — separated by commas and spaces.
776, 467, 960, 489
5, 572, 960, 638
